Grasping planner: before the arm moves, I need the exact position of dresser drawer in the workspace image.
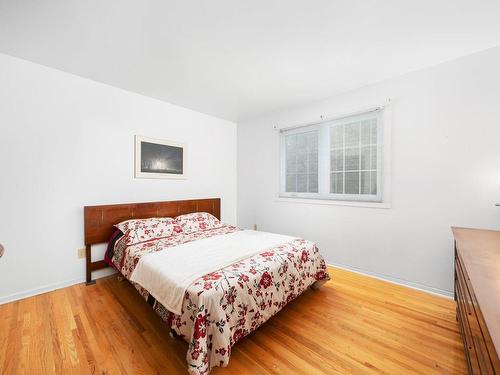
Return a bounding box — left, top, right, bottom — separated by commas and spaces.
456, 259, 480, 373
455, 248, 498, 374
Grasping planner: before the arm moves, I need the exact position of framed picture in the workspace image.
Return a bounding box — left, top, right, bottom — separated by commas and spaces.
134, 135, 187, 179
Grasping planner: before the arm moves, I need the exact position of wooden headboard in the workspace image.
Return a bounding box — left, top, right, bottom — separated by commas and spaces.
83, 198, 221, 284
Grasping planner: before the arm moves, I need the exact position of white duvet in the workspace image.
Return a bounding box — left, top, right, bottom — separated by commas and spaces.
129, 230, 297, 315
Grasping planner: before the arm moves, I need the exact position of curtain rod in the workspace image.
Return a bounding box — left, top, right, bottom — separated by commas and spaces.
276, 104, 385, 133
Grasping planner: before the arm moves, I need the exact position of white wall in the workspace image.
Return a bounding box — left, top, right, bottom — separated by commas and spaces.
238, 46, 500, 296
0, 53, 237, 303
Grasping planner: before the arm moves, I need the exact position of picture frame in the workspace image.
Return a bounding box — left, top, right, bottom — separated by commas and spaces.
134, 135, 187, 179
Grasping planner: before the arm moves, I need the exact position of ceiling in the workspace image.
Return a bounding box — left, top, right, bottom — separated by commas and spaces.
1, 1, 500, 122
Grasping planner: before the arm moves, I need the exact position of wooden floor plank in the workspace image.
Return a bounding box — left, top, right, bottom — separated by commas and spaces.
0, 267, 467, 374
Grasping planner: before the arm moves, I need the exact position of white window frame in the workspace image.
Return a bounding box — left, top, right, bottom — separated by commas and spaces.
278, 106, 391, 206
279, 123, 323, 198
327, 111, 383, 202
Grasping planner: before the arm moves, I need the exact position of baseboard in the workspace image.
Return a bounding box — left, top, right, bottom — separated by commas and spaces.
0, 278, 84, 305
327, 262, 454, 299
0, 269, 116, 305
1, 262, 452, 305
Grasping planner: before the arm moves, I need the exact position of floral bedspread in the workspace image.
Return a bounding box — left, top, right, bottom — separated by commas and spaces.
109, 225, 330, 375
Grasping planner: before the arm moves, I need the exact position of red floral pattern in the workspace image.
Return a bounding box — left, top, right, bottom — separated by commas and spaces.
110, 225, 330, 375
175, 212, 222, 234
115, 217, 183, 246
259, 271, 273, 288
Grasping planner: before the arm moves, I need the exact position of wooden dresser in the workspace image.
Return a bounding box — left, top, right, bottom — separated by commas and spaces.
453, 227, 500, 374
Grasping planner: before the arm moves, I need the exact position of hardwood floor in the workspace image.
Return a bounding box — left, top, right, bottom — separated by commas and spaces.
0, 267, 467, 374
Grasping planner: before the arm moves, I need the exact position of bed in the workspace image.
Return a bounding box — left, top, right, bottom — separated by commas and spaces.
84, 198, 330, 375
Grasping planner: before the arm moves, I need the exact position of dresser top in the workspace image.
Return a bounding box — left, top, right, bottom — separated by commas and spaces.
452, 227, 500, 354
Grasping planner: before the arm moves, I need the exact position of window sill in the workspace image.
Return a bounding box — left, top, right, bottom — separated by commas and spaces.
275, 196, 391, 209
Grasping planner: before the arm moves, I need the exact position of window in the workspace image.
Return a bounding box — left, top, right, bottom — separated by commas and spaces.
280, 109, 383, 202
284, 131, 318, 193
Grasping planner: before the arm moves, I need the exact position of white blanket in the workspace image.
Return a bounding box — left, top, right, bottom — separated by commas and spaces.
129, 230, 297, 315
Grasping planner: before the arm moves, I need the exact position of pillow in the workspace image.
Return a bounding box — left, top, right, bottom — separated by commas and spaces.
115, 217, 183, 245
175, 212, 221, 234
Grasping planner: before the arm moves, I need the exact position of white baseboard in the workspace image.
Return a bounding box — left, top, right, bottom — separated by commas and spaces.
0, 278, 84, 305
327, 262, 454, 299
0, 269, 116, 305
1, 262, 452, 305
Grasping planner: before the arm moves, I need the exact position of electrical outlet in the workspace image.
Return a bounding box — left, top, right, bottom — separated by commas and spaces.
77, 248, 86, 259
